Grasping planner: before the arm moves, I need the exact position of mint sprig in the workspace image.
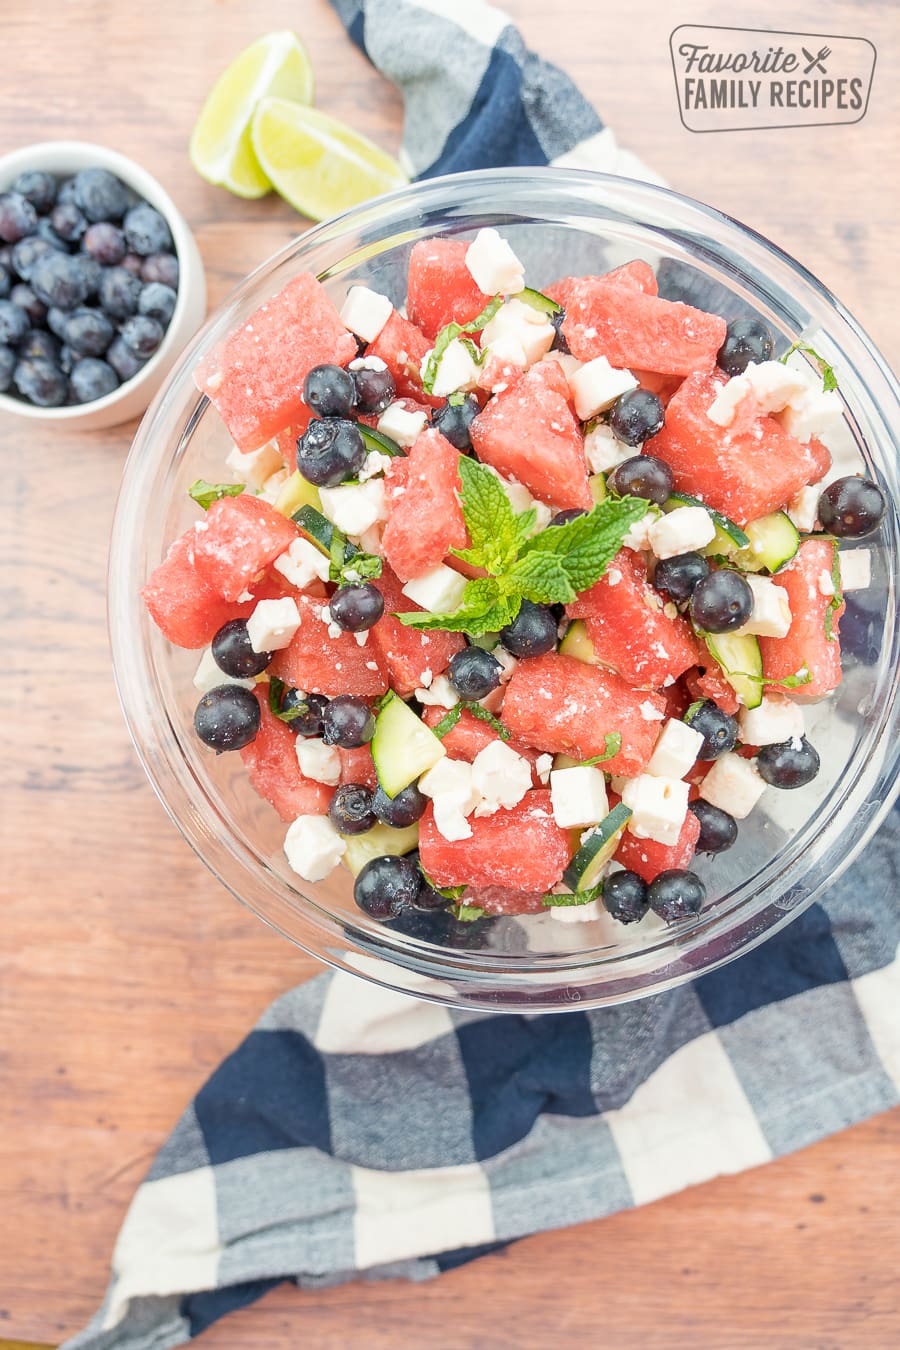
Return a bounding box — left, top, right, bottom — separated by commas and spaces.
189, 480, 245, 509
779, 341, 838, 393
824, 543, 843, 643
421, 296, 502, 395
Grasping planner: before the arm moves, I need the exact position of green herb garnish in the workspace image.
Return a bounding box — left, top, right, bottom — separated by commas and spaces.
578, 733, 622, 766
779, 341, 838, 393
188, 480, 245, 509
770, 667, 813, 689
824, 543, 843, 643
431, 704, 464, 739
449, 902, 485, 922
466, 705, 511, 740
421, 296, 502, 395
541, 884, 602, 908
325, 525, 383, 587
267, 676, 308, 724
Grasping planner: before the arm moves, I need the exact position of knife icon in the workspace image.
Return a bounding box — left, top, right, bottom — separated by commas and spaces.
802, 45, 830, 74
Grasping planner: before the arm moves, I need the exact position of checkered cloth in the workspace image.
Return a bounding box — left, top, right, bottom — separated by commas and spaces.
65, 2, 900, 1346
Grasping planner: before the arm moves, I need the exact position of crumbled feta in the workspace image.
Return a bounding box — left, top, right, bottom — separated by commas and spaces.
541, 350, 584, 391
414, 674, 459, 709
733, 575, 792, 639
548, 898, 604, 924
777, 387, 844, 444
377, 401, 428, 448
639, 700, 665, 722
349, 354, 388, 373
471, 741, 532, 813
839, 548, 871, 592
418, 757, 481, 842
421, 337, 481, 398
295, 736, 342, 786
621, 773, 690, 845
339, 285, 393, 343
284, 815, 346, 882
549, 765, 609, 828
583, 420, 635, 473
481, 298, 555, 367
274, 536, 330, 590
493, 645, 518, 684
464, 228, 525, 296
786, 484, 820, 532
707, 374, 752, 428
699, 752, 766, 818
622, 511, 656, 552
570, 356, 638, 421
225, 438, 283, 489
535, 753, 554, 785
402, 564, 467, 614
257, 467, 290, 504
648, 506, 716, 559
192, 647, 255, 695
818, 568, 835, 597
318, 479, 387, 537
738, 696, 804, 748
745, 361, 809, 413
358, 449, 395, 482
646, 718, 704, 779
419, 668, 433, 688
246, 597, 301, 653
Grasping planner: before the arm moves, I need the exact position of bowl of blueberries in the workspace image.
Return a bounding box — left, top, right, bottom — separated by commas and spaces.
0, 140, 206, 429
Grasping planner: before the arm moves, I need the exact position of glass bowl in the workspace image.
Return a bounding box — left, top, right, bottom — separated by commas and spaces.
109, 168, 900, 1012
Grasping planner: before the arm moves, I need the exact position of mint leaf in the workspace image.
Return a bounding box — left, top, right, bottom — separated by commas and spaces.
449, 902, 485, 922
779, 341, 838, 393
512, 506, 538, 548
328, 527, 348, 582
420, 867, 467, 902
683, 700, 705, 723
521, 497, 649, 593
431, 704, 463, 739
771, 667, 813, 689
189, 479, 245, 509
448, 392, 466, 407
541, 885, 601, 907
824, 543, 843, 642
421, 297, 502, 395
395, 577, 516, 636
331, 550, 383, 587
454, 456, 519, 573
267, 677, 309, 724
509, 551, 576, 604
579, 733, 622, 765
467, 704, 511, 740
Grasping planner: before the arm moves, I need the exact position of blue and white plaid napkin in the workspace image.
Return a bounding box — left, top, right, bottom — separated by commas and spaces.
66, 3, 900, 1346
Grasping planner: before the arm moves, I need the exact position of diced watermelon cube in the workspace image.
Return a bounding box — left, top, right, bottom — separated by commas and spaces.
269, 595, 389, 697
645, 372, 831, 525
369, 564, 465, 697
141, 530, 245, 649
421, 705, 540, 778
195, 273, 358, 451
380, 428, 469, 581
407, 238, 491, 340
470, 360, 591, 510
501, 652, 665, 777
760, 538, 844, 698
240, 686, 334, 822
461, 885, 548, 915
274, 406, 314, 463
191, 494, 299, 602
685, 645, 741, 716
561, 281, 726, 376
613, 802, 701, 882
544, 259, 658, 310
366, 310, 442, 408
419, 788, 570, 891
567, 548, 701, 688
338, 745, 378, 789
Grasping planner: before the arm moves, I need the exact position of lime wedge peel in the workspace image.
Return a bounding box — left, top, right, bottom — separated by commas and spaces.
189, 31, 314, 198
250, 97, 409, 222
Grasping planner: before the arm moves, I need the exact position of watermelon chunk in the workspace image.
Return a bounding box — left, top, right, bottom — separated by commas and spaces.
562, 281, 726, 376
380, 429, 468, 581
759, 538, 844, 698
470, 361, 591, 510
501, 652, 665, 777
191, 494, 299, 602
269, 595, 389, 697
407, 238, 491, 340
461, 885, 548, 915
419, 789, 570, 891
240, 686, 333, 822
545, 259, 658, 309
141, 531, 245, 649
338, 745, 378, 789
369, 564, 465, 696
195, 273, 358, 451
685, 645, 741, 716
613, 802, 701, 882
645, 372, 831, 525
567, 548, 701, 688
421, 705, 540, 777
366, 310, 442, 408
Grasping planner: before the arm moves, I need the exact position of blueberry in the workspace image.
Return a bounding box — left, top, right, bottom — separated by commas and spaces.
609, 388, 665, 445
329, 783, 377, 835
684, 699, 738, 760
0, 264, 8, 299
69, 357, 118, 403
10, 236, 54, 282
547, 508, 588, 528
689, 799, 738, 853
0, 344, 15, 392
277, 688, 329, 737
353, 854, 422, 920
63, 307, 115, 357
431, 393, 480, 450
19, 329, 60, 364
500, 600, 558, 658
30, 252, 88, 311
321, 694, 375, 748
194, 685, 260, 752
550, 308, 569, 353
74, 168, 129, 222
717, 318, 774, 376
56, 177, 79, 206
211, 619, 272, 678
296, 417, 366, 486
141, 251, 179, 288
690, 569, 753, 632
82, 220, 126, 265
138, 281, 177, 326
48, 200, 86, 243
653, 551, 710, 603
120, 252, 144, 276
46, 305, 70, 338
328, 582, 385, 633
120, 313, 164, 358
352, 361, 395, 415
99, 266, 143, 319
0, 245, 10, 268
123, 202, 172, 255
303, 363, 356, 418
72, 253, 102, 297
0, 192, 38, 244
601, 870, 650, 924
0, 299, 29, 345
34, 217, 69, 252
106, 333, 147, 382
13, 170, 57, 214
13, 357, 68, 406
608, 454, 674, 506
372, 781, 428, 828
648, 869, 705, 922
447, 646, 502, 700
9, 283, 46, 326
756, 737, 820, 789
817, 476, 886, 540
59, 343, 77, 375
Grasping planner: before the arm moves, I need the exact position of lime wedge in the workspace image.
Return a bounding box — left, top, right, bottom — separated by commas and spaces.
250, 98, 408, 220
190, 31, 314, 198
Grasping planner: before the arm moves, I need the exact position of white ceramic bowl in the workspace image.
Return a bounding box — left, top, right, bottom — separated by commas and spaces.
0, 140, 206, 430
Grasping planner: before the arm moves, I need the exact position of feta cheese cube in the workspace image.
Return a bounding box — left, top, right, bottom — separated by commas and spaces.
542, 349, 585, 389
786, 484, 820, 532
339, 285, 393, 343
421, 337, 481, 398
283, 815, 346, 882
583, 420, 635, 473
548, 897, 604, 924
482, 298, 555, 367
699, 752, 766, 818
839, 548, 871, 592
414, 674, 459, 709
295, 736, 342, 786
257, 467, 290, 505
483, 332, 527, 370
738, 696, 804, 748
707, 374, 752, 427
648, 506, 716, 559
646, 718, 704, 779
620, 774, 689, 845
226, 438, 284, 489
777, 387, 844, 444
535, 753, 554, 785
733, 575, 792, 639
550, 765, 609, 828
464, 228, 525, 296
318, 479, 387, 537
274, 536, 331, 590
192, 647, 255, 695
349, 354, 387, 373
471, 741, 532, 812
358, 449, 394, 482
621, 510, 657, 553
570, 356, 638, 421
246, 597, 301, 653
401, 564, 467, 614
418, 757, 481, 843
744, 360, 809, 413
376, 401, 428, 448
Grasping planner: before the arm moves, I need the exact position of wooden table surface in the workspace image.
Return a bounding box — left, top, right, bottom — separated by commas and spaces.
3, 2, 899, 1346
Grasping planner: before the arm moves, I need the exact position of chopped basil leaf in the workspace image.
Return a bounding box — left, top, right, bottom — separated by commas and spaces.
188, 480, 245, 509
779, 341, 838, 393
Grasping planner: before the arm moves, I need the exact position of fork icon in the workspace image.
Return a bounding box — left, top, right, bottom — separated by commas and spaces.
802, 45, 830, 74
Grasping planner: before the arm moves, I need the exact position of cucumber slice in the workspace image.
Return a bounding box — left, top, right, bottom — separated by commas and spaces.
701, 522, 743, 559
701, 630, 763, 709
371, 692, 446, 797
665, 492, 750, 551
563, 803, 633, 892
589, 471, 608, 505
732, 511, 800, 574
360, 424, 404, 458
554, 753, 581, 771
274, 469, 321, 518
558, 619, 598, 665
519, 286, 562, 316
292, 504, 359, 560
469, 631, 501, 652
341, 822, 420, 877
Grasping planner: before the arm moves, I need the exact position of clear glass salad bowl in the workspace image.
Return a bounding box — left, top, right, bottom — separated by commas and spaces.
109, 168, 900, 1012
